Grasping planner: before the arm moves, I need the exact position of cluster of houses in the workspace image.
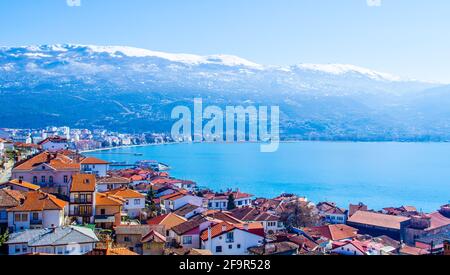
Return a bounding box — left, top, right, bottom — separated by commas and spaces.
0, 137, 450, 256
0, 126, 171, 152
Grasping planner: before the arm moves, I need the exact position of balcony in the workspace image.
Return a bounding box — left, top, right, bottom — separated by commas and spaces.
30, 219, 43, 225
70, 211, 93, 217
70, 199, 93, 204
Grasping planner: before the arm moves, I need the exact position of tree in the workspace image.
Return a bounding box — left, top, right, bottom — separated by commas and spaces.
0, 230, 9, 247
280, 201, 320, 230
146, 187, 157, 217
227, 193, 236, 210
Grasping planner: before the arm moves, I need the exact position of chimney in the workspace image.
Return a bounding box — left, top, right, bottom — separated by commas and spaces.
243, 223, 249, 231
207, 226, 213, 252
222, 224, 227, 232
19, 179, 22, 184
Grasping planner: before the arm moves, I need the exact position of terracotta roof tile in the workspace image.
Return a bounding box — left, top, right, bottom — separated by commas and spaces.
1, 179, 40, 191
103, 187, 145, 199
70, 174, 96, 193
348, 211, 410, 230
8, 191, 67, 212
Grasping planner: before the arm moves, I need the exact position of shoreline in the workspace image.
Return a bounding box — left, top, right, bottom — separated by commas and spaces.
81, 140, 450, 154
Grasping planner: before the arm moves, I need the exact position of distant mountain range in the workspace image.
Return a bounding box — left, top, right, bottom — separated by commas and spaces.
1, 44, 450, 141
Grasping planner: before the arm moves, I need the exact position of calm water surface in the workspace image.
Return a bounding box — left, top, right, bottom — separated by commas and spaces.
86, 142, 450, 212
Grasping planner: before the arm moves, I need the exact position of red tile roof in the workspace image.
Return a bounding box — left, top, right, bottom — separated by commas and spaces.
13, 151, 80, 171
200, 222, 264, 241
1, 179, 40, 191
70, 174, 96, 193
8, 191, 67, 212
348, 211, 410, 230
80, 157, 110, 165
103, 187, 145, 199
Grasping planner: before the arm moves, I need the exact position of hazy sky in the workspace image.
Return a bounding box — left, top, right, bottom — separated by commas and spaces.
1, 0, 449, 83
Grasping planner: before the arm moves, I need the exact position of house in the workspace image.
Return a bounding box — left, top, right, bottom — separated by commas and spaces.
141, 229, 167, 255
200, 222, 265, 255
147, 213, 187, 238
11, 151, 81, 196
316, 202, 347, 224
205, 191, 253, 210
302, 224, 358, 242
173, 203, 207, 219
6, 226, 99, 255
414, 231, 450, 254
0, 189, 25, 233
7, 190, 68, 232
382, 206, 419, 217
169, 215, 213, 249
403, 205, 450, 245
114, 224, 165, 254
69, 174, 96, 224
248, 241, 299, 255
80, 157, 110, 177
94, 193, 125, 229
229, 207, 285, 233
96, 176, 130, 192
37, 137, 69, 152
0, 179, 40, 192
159, 192, 205, 214
331, 240, 368, 255
347, 211, 411, 241
103, 188, 145, 219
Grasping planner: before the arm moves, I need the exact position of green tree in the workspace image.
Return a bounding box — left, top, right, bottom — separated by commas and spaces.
280, 201, 320, 230
227, 194, 236, 210
0, 230, 9, 247
146, 187, 157, 217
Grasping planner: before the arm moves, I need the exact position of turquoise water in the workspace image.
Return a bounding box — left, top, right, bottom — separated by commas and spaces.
86, 142, 450, 212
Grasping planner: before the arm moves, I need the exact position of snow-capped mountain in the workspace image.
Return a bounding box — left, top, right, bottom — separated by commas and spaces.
0, 44, 448, 140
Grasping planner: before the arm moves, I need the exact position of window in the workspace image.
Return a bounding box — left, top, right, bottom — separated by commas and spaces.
15, 213, 28, 222
238, 200, 243, 206
215, 202, 219, 208
42, 166, 45, 170
134, 199, 141, 205
15, 245, 20, 253
100, 209, 106, 215
226, 232, 234, 243
64, 175, 68, 183
41, 176, 46, 183
33, 176, 38, 184
19, 176, 24, 181
228, 244, 233, 249
0, 210, 7, 220
32, 212, 39, 221
183, 236, 193, 245
124, 236, 131, 242
215, 246, 222, 253
49, 176, 53, 184
237, 244, 241, 249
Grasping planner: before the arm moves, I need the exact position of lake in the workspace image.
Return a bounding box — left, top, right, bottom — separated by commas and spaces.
85, 142, 450, 212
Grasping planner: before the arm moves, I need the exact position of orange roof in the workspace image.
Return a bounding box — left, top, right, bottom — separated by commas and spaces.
1, 179, 40, 191
308, 224, 358, 241
95, 193, 125, 207
70, 174, 96, 193
103, 187, 145, 199
13, 151, 80, 171
8, 191, 67, 212
348, 211, 410, 230
146, 213, 187, 230
200, 222, 264, 241
80, 157, 110, 165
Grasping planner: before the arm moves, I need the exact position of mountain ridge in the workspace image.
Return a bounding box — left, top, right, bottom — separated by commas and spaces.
1, 44, 449, 141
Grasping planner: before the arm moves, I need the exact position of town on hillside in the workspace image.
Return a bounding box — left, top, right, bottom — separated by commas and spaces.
0, 134, 449, 256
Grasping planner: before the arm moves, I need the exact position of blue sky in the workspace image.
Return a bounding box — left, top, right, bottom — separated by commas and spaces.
1, 0, 449, 82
